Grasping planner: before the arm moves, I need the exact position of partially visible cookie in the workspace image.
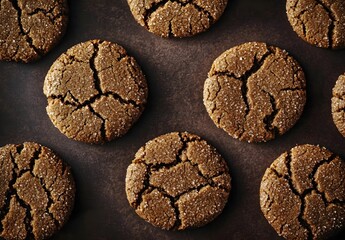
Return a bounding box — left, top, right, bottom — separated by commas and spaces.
125, 132, 231, 230
286, 0, 345, 49
0, 142, 75, 240
44, 39, 148, 144
127, 0, 228, 37
332, 73, 345, 137
203, 42, 306, 143
260, 144, 345, 240
0, 0, 68, 62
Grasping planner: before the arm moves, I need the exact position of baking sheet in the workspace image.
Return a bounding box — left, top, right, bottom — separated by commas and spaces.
0, 0, 344, 239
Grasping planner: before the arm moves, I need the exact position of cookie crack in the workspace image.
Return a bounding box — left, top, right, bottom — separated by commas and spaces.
190, 1, 214, 23
15, 195, 35, 239
10, 0, 43, 56
263, 90, 280, 137
143, 0, 170, 28
285, 151, 313, 240
314, 0, 336, 48
26, 5, 64, 25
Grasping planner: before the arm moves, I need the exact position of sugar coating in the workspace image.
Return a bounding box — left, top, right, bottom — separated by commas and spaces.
0, 0, 68, 62
332, 73, 345, 137
125, 132, 231, 230
0, 142, 75, 240
127, 0, 228, 37
260, 144, 345, 240
286, 0, 345, 49
203, 42, 307, 143
43, 39, 148, 144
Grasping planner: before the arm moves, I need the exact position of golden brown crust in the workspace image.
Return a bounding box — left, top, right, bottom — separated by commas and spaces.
127, 0, 228, 37
203, 42, 307, 143
125, 132, 231, 230
286, 0, 345, 49
0, 0, 68, 62
260, 144, 345, 240
0, 142, 75, 240
43, 39, 148, 144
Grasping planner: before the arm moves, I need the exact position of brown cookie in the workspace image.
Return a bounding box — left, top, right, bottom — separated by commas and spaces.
260, 144, 345, 240
286, 0, 345, 49
332, 73, 345, 137
0, 0, 68, 63
127, 0, 228, 37
203, 42, 306, 143
0, 142, 75, 240
43, 39, 148, 144
125, 132, 231, 230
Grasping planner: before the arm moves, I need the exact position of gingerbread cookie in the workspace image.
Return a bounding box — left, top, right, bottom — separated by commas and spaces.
0, 142, 75, 240
260, 144, 345, 240
203, 42, 306, 143
0, 0, 68, 62
286, 0, 345, 49
43, 39, 148, 144
127, 0, 228, 37
125, 132, 231, 230
332, 73, 345, 137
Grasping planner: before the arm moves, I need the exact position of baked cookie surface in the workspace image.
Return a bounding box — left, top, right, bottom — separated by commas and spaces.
0, 142, 75, 240
286, 0, 345, 49
44, 39, 148, 144
127, 0, 228, 37
125, 132, 231, 230
260, 144, 345, 240
0, 0, 68, 62
332, 73, 345, 137
203, 42, 306, 143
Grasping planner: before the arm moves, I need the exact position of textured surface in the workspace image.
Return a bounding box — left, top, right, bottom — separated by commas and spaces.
0, 0, 345, 239
286, 0, 345, 49
0, 0, 68, 62
43, 39, 148, 144
0, 142, 75, 240
260, 144, 345, 240
126, 132, 230, 230
127, 0, 228, 37
332, 73, 345, 137
204, 42, 306, 143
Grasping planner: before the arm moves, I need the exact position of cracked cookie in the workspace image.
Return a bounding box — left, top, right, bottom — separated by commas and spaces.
0, 0, 68, 63
260, 144, 345, 240
203, 42, 306, 143
125, 132, 231, 230
286, 0, 345, 49
127, 0, 228, 37
0, 142, 75, 240
43, 39, 148, 144
332, 73, 345, 137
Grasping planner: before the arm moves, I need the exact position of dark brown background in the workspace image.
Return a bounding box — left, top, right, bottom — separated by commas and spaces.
0, 0, 344, 239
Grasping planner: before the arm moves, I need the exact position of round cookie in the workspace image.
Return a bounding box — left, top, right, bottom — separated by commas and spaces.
332, 73, 345, 137
203, 42, 306, 143
0, 142, 75, 240
127, 0, 228, 38
0, 0, 68, 63
260, 144, 345, 240
44, 39, 148, 144
125, 132, 231, 230
286, 0, 345, 49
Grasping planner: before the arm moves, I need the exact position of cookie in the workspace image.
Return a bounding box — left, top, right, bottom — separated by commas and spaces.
203, 42, 306, 143
125, 132, 231, 230
332, 73, 345, 137
0, 0, 68, 63
127, 0, 228, 37
260, 144, 345, 240
43, 39, 148, 144
286, 0, 345, 49
0, 142, 75, 240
